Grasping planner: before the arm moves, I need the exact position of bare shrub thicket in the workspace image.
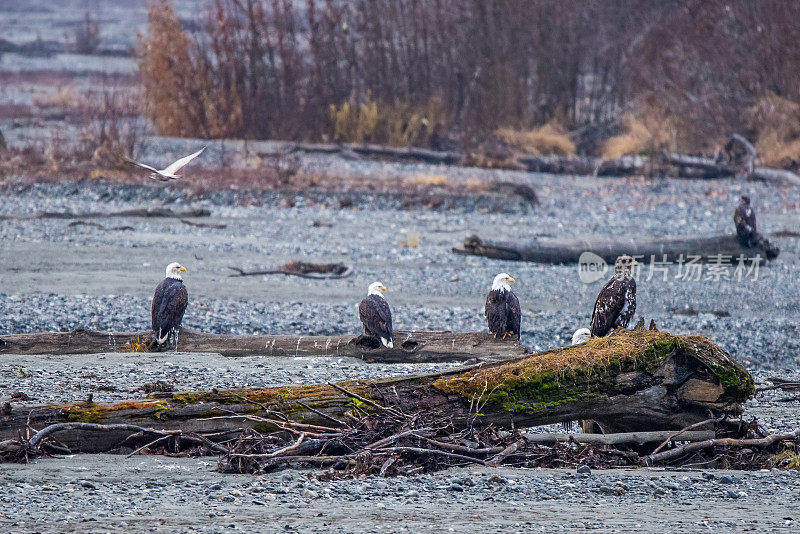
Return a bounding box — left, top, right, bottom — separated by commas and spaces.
72, 12, 101, 54
138, 0, 800, 158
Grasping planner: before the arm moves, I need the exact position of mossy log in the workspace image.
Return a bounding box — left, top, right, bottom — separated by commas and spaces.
453, 234, 776, 264
0, 329, 526, 363
0, 331, 755, 447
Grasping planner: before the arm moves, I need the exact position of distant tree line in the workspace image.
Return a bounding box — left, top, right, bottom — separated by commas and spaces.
137, 0, 800, 160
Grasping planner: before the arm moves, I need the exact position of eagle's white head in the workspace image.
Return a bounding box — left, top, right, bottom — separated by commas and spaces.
491, 272, 515, 292
614, 255, 637, 276
368, 281, 387, 297
166, 262, 187, 280
572, 328, 591, 345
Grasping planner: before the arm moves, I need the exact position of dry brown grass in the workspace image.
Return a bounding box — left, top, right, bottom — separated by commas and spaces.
398, 233, 420, 248
746, 92, 800, 166
601, 111, 676, 158
121, 336, 148, 353
496, 122, 575, 156
410, 174, 448, 186
329, 98, 446, 147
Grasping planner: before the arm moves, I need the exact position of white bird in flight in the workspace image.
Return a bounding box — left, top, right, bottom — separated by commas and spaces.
126, 146, 206, 181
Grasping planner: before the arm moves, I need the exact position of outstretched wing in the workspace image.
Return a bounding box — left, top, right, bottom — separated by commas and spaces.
162, 146, 206, 175
590, 277, 625, 337
123, 155, 160, 173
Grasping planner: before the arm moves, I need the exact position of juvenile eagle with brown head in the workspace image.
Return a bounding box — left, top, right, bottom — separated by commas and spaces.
359, 281, 393, 348
734, 195, 757, 247
485, 273, 521, 340
590, 255, 637, 338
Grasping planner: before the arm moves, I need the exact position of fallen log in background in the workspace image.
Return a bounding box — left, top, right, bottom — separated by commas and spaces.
454, 233, 779, 264
0, 331, 755, 446
0, 329, 526, 363
0, 207, 211, 220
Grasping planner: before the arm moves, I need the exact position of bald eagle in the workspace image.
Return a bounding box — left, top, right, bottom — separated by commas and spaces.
590, 255, 637, 337
485, 273, 521, 340
734, 195, 757, 247
151, 262, 188, 350
358, 282, 393, 348
571, 328, 590, 345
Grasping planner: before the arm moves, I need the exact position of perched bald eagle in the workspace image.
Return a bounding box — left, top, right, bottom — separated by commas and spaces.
734, 195, 757, 247
571, 328, 590, 345
358, 281, 393, 348
151, 262, 188, 350
485, 273, 521, 340
590, 255, 637, 338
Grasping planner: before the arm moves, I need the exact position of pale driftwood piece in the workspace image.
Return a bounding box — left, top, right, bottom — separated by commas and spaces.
0, 329, 526, 363
0, 331, 755, 443
750, 167, 800, 187
645, 429, 800, 465
453, 234, 771, 264
665, 153, 737, 177
517, 154, 599, 175
0, 207, 210, 221
227, 263, 353, 279
288, 142, 461, 165
523, 430, 715, 446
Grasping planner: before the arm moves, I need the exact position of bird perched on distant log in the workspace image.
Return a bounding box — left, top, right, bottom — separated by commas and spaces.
571, 328, 590, 345
151, 262, 189, 351
359, 282, 393, 348
485, 273, 521, 340
590, 255, 637, 338
126, 146, 206, 182
734, 195, 757, 247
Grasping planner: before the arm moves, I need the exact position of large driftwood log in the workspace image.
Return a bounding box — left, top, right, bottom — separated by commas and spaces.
0, 207, 211, 220
0, 329, 526, 363
454, 234, 777, 264
0, 331, 755, 446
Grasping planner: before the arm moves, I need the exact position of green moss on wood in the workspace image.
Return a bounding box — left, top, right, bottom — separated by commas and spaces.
433, 330, 754, 414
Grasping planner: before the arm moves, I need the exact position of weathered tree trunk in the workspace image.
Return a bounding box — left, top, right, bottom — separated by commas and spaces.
453, 234, 776, 264
0, 207, 211, 220
0, 329, 526, 363
0, 331, 755, 447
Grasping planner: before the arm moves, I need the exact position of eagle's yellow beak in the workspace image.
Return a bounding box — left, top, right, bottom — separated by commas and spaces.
380, 285, 387, 291
179, 266, 187, 272
507, 277, 515, 283
631, 260, 639, 266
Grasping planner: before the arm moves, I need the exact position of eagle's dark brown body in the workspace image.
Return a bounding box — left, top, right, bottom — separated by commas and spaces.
734, 196, 757, 247
485, 289, 521, 340
590, 256, 637, 338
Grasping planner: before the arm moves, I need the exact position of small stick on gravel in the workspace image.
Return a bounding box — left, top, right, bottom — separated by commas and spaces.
486, 439, 524, 467
126, 434, 172, 458
229, 433, 307, 459
649, 417, 723, 456
646, 429, 800, 465
179, 218, 227, 229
